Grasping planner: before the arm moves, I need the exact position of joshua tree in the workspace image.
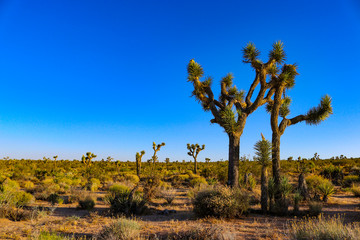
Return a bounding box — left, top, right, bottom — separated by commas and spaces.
135, 150, 145, 177
187, 42, 285, 187
187, 143, 205, 174
254, 133, 272, 213
107, 156, 113, 162
265, 44, 333, 206
165, 157, 170, 170
152, 142, 165, 169
53, 155, 58, 169
82, 152, 97, 167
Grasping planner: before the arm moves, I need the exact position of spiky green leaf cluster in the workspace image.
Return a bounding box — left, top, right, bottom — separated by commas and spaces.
187, 143, 205, 157
242, 42, 260, 63
220, 107, 239, 133
187, 59, 204, 82
306, 95, 333, 125
269, 41, 286, 64
278, 64, 298, 88
254, 135, 272, 167
279, 97, 291, 118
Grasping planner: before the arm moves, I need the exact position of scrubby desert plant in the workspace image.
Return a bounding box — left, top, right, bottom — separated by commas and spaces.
78, 195, 96, 211
193, 186, 249, 218
350, 184, 360, 197
96, 217, 141, 240
161, 224, 235, 240
308, 201, 323, 216
48, 193, 63, 206
107, 185, 147, 216
288, 215, 360, 240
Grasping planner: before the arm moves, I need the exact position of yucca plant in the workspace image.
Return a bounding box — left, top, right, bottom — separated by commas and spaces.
317, 180, 335, 202
254, 133, 272, 213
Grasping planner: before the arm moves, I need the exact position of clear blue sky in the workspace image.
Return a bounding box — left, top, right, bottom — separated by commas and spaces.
0, 0, 359, 161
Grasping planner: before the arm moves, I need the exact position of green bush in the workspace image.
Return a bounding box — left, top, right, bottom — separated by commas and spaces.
96, 218, 141, 240
351, 185, 360, 197
87, 178, 101, 192
48, 193, 64, 206
32, 231, 69, 240
78, 195, 96, 210
189, 176, 208, 188
107, 187, 147, 216
193, 186, 249, 218
343, 175, 360, 187
108, 184, 130, 196
288, 215, 360, 240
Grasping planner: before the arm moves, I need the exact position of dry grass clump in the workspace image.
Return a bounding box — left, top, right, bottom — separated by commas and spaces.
158, 224, 235, 240
350, 184, 360, 197
288, 215, 360, 240
95, 217, 142, 240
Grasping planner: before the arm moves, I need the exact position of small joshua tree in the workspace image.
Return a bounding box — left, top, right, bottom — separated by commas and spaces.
165, 158, 170, 170
82, 152, 97, 167
53, 155, 58, 169
152, 142, 165, 169
107, 156, 114, 162
187, 143, 205, 174
135, 150, 145, 177
254, 134, 272, 213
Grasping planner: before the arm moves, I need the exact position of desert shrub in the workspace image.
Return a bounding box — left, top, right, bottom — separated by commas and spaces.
143, 175, 161, 201
343, 175, 360, 187
48, 193, 64, 205
78, 195, 96, 210
32, 231, 70, 240
317, 180, 335, 202
0, 178, 20, 192
308, 201, 323, 216
306, 175, 327, 200
96, 217, 141, 240
320, 165, 344, 185
351, 184, 360, 197
3, 207, 33, 221
193, 186, 249, 218
13, 191, 34, 207
170, 174, 190, 187
123, 174, 140, 184
24, 181, 35, 192
86, 178, 101, 192
161, 224, 235, 240
108, 184, 130, 196
288, 215, 360, 240
189, 176, 208, 188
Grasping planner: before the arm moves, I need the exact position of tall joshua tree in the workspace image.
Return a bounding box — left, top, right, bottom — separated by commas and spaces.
152, 142, 165, 168
187, 143, 205, 174
265, 50, 333, 204
136, 150, 145, 177
82, 152, 97, 167
254, 133, 272, 213
187, 42, 287, 187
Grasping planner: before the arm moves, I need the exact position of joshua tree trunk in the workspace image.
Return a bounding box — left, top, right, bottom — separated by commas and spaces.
228, 134, 240, 188
261, 166, 269, 213
298, 172, 309, 200
194, 159, 197, 174
272, 131, 282, 202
